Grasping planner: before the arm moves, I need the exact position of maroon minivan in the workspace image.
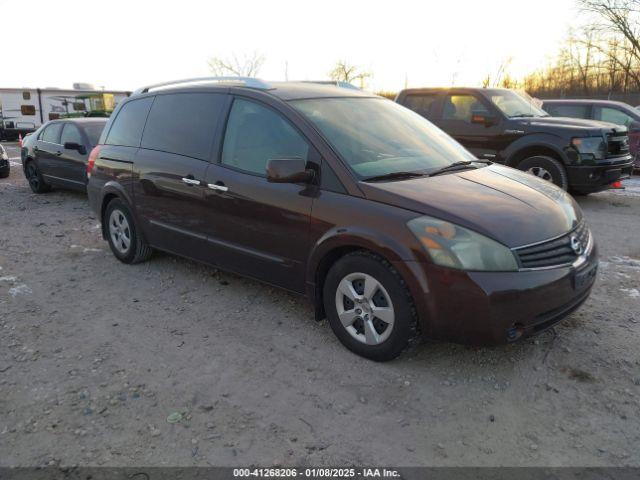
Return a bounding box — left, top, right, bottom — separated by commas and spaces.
86, 78, 598, 361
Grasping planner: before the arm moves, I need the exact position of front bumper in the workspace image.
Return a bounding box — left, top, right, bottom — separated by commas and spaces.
567, 157, 634, 192
395, 240, 598, 345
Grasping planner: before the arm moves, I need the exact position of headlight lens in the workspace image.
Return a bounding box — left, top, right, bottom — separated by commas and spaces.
571, 136, 607, 160
407, 216, 519, 271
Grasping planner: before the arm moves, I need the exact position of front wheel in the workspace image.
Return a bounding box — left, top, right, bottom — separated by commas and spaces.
104, 198, 153, 264
323, 251, 418, 361
518, 155, 569, 190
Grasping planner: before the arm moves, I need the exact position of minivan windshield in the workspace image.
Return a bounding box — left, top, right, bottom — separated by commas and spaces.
489, 90, 548, 118
290, 97, 478, 180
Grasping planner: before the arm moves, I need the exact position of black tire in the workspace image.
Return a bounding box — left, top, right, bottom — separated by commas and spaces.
0, 166, 9, 179
103, 198, 152, 264
517, 155, 569, 190
24, 160, 51, 193
323, 251, 418, 362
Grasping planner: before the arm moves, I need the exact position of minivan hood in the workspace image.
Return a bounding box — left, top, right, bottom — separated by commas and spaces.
359, 164, 581, 248
516, 116, 626, 135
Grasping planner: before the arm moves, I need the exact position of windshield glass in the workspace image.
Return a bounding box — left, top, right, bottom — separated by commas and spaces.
490, 90, 548, 118
290, 97, 477, 179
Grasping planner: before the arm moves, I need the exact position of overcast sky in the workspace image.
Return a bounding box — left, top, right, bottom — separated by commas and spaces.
0, 0, 578, 92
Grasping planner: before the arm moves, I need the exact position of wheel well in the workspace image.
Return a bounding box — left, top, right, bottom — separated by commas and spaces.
22, 156, 33, 172
313, 246, 377, 321
100, 193, 119, 239
507, 146, 563, 168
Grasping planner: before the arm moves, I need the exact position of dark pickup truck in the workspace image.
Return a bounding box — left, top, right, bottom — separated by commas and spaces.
395, 87, 634, 194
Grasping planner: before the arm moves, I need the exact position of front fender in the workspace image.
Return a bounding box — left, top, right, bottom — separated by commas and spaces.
306, 226, 418, 284
99, 181, 136, 240
503, 133, 570, 166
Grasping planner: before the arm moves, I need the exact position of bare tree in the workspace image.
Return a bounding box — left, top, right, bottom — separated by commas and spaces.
328, 60, 372, 87
208, 52, 265, 77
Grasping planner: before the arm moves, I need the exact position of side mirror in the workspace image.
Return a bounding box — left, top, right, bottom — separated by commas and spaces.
470, 113, 497, 127
266, 158, 315, 184
64, 142, 86, 154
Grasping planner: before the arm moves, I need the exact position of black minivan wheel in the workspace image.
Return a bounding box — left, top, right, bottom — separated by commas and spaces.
24, 161, 51, 193
518, 155, 569, 190
104, 198, 152, 264
323, 251, 418, 361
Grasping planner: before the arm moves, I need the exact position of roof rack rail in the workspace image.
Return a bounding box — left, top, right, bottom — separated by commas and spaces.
132, 77, 271, 95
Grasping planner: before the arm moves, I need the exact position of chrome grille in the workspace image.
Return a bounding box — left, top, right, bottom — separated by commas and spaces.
514, 222, 590, 269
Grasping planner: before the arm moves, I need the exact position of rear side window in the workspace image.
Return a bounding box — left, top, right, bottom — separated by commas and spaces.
41, 123, 63, 143
544, 104, 590, 119
61, 123, 83, 145
402, 94, 439, 119
83, 123, 106, 146
221, 98, 309, 176
105, 97, 153, 147
141, 93, 225, 160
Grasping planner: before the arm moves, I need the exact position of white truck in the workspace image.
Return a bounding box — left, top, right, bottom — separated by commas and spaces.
0, 86, 129, 140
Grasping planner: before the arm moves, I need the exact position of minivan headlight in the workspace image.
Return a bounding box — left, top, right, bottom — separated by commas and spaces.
407, 216, 519, 271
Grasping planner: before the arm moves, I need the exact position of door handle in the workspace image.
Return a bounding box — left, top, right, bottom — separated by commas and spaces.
182, 177, 201, 186
207, 183, 229, 192
55, 151, 62, 156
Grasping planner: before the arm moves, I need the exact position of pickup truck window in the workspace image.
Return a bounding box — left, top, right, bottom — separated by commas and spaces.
442, 95, 489, 122
402, 94, 439, 120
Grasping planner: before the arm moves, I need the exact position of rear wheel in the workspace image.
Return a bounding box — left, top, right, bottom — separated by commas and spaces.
104, 198, 152, 264
24, 161, 51, 193
323, 251, 418, 361
518, 155, 568, 190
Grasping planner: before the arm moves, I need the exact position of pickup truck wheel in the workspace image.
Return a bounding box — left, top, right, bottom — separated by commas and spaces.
518, 155, 568, 190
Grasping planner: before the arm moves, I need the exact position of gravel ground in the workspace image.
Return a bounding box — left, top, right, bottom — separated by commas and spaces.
1, 142, 639, 467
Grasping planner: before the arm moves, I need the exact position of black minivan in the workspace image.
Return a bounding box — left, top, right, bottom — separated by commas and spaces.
87, 78, 597, 361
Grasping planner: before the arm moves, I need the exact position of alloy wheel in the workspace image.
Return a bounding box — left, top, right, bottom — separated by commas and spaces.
109, 209, 132, 254
527, 166, 553, 182
334, 272, 395, 345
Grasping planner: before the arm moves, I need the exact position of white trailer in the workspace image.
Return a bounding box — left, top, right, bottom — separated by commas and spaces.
0, 87, 129, 140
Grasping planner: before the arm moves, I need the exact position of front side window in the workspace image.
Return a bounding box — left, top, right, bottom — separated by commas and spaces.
222, 98, 309, 176
291, 97, 477, 179
442, 94, 489, 122
544, 104, 590, 119
142, 93, 226, 160
595, 107, 634, 127
403, 94, 439, 120
61, 123, 83, 146
105, 97, 153, 147
41, 123, 63, 143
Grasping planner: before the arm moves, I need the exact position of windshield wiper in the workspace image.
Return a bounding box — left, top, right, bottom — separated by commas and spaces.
362, 171, 427, 182
428, 160, 491, 177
